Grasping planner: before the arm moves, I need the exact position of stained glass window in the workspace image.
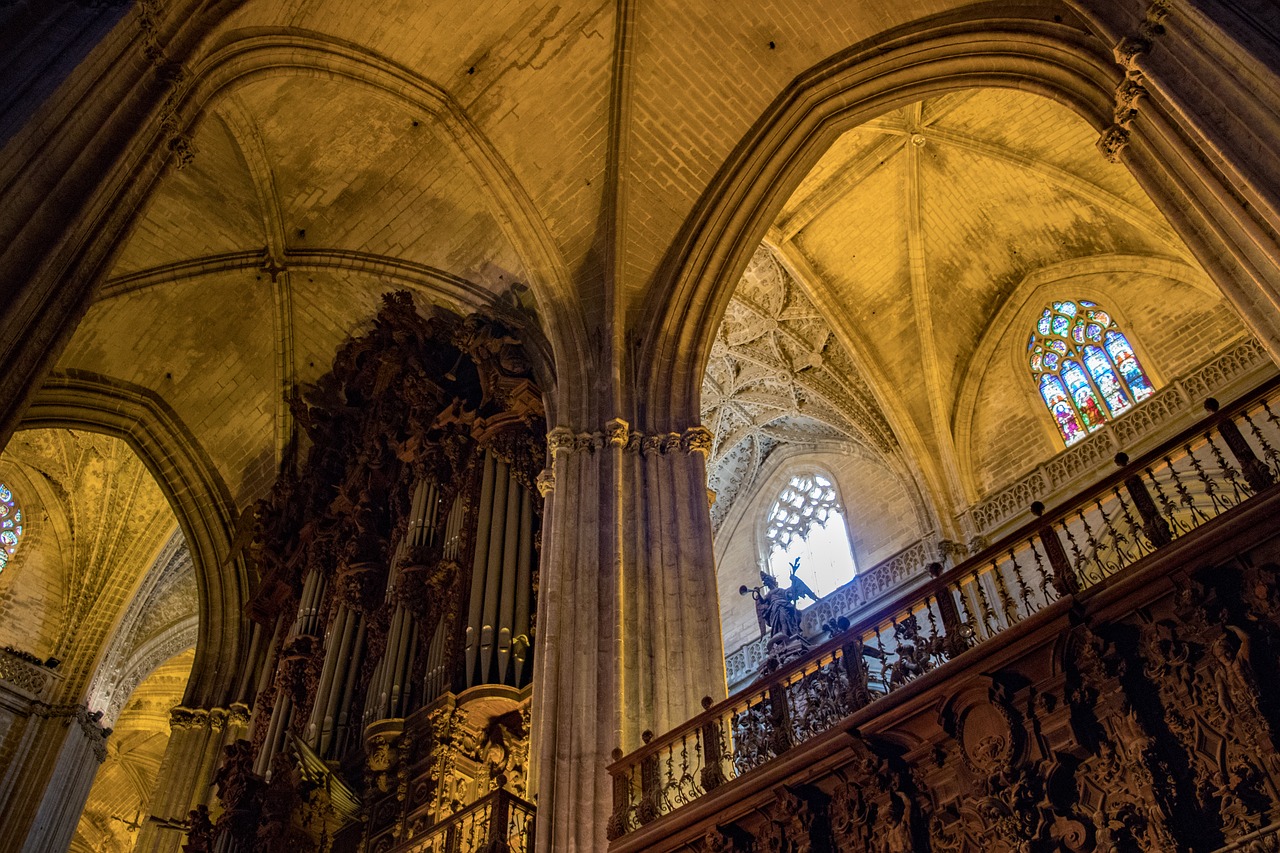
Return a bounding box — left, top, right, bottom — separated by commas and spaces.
0, 484, 23, 574
1028, 300, 1155, 446
764, 472, 857, 602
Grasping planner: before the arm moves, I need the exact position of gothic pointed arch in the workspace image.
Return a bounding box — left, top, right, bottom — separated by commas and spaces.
636, 7, 1280, 439
19, 370, 248, 709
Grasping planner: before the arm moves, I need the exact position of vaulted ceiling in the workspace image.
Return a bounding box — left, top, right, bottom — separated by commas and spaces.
707, 88, 1209, 528
0, 431, 177, 698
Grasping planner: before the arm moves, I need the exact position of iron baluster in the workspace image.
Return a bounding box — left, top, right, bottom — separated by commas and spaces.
1185, 441, 1230, 516
972, 568, 999, 637
1111, 485, 1152, 558
1115, 453, 1172, 548
1147, 463, 1189, 535
990, 557, 1018, 625
1206, 398, 1275, 492
925, 594, 943, 662
1075, 507, 1108, 582
1166, 453, 1210, 525
1243, 410, 1280, 478
1008, 548, 1034, 617
874, 624, 889, 688
1090, 497, 1125, 574
1204, 429, 1247, 505
954, 574, 981, 646
928, 563, 973, 659
1028, 536, 1055, 602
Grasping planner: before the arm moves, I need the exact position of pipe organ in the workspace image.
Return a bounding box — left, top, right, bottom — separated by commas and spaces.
188, 293, 545, 852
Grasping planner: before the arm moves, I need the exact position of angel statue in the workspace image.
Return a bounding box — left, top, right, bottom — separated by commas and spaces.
741, 559, 817, 671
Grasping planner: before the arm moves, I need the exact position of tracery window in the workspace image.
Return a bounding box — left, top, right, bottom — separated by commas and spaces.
764, 472, 856, 602
0, 484, 23, 573
1028, 300, 1155, 446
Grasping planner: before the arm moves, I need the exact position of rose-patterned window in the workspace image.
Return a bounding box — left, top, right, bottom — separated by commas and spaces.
764, 471, 856, 602
1028, 300, 1155, 446
0, 484, 23, 573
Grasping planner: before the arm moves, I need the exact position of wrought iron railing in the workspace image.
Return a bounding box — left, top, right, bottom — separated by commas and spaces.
397, 789, 535, 853
724, 539, 934, 687
606, 377, 1280, 840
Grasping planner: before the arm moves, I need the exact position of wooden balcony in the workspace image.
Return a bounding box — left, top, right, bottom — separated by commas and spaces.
608, 377, 1280, 852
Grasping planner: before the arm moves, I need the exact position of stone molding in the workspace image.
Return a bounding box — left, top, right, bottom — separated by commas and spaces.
169, 702, 250, 733
547, 422, 713, 458
28, 702, 111, 762
967, 336, 1272, 535
1098, 0, 1173, 162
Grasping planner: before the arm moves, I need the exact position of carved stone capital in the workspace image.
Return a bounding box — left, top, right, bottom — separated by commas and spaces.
605, 417, 630, 447
536, 468, 555, 496
1097, 125, 1132, 163
681, 426, 714, 456
547, 427, 576, 455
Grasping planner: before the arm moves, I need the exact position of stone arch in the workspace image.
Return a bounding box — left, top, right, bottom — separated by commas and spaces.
153, 31, 582, 423
19, 370, 247, 709
952, 253, 1217, 499
636, 7, 1280, 436
0, 24, 584, 443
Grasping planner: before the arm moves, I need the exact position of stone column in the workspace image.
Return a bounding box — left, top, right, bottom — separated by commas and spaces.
0, 703, 110, 853
1069, 0, 1280, 354
133, 704, 250, 853
529, 421, 725, 853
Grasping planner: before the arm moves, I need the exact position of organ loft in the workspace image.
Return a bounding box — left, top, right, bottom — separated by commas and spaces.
2, 2, 1280, 852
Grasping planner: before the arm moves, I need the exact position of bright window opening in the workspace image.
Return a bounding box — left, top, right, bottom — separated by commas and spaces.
764, 472, 856, 603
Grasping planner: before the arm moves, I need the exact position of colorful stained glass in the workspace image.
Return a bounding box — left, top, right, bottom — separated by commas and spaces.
1030, 298, 1156, 447
1084, 345, 1131, 415
1062, 361, 1107, 431
1040, 375, 1085, 445
1105, 331, 1155, 402
0, 484, 21, 574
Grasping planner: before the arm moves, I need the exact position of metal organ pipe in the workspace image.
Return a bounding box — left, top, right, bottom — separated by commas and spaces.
463, 449, 537, 690
465, 452, 499, 682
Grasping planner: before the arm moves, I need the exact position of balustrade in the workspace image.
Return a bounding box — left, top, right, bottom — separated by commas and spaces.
606, 378, 1280, 839
391, 789, 535, 853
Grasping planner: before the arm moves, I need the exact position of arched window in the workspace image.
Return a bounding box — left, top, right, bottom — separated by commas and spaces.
1028, 300, 1155, 446
0, 484, 23, 573
764, 472, 857, 602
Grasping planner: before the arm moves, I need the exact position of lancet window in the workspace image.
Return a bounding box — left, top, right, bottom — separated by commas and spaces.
0, 484, 22, 573
1028, 300, 1155, 446
764, 471, 856, 601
